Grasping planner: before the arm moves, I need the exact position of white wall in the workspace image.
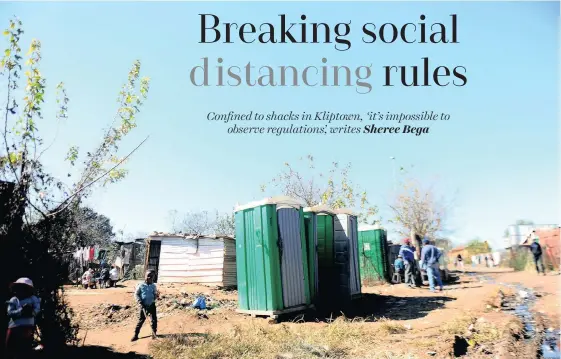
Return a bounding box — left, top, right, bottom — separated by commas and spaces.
156, 237, 228, 285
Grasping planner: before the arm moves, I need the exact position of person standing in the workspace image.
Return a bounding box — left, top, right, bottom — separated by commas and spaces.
530, 234, 546, 275
399, 238, 417, 288
6, 278, 41, 359
100, 267, 110, 288
131, 270, 159, 341
109, 265, 119, 288
420, 238, 444, 292
456, 254, 465, 272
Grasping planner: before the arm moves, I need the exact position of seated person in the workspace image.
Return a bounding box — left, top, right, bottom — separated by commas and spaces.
394, 255, 405, 275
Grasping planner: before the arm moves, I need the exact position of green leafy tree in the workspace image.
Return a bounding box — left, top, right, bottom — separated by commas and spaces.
261, 155, 378, 224
466, 238, 492, 256
71, 206, 115, 246
0, 17, 150, 349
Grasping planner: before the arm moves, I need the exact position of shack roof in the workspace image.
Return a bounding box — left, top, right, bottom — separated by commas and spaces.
235, 196, 304, 212
521, 227, 560, 246
448, 246, 466, 253
146, 232, 235, 241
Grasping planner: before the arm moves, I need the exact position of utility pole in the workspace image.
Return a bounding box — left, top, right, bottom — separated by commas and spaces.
390, 156, 396, 191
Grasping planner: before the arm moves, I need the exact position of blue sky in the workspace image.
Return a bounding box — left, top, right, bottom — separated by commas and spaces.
1, 1, 558, 248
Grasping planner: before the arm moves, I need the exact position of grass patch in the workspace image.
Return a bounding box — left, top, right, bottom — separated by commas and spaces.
376, 318, 408, 335
150, 317, 417, 359
440, 315, 476, 336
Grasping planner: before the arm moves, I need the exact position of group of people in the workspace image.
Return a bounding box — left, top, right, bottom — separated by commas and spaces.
393, 237, 444, 292
80, 265, 119, 289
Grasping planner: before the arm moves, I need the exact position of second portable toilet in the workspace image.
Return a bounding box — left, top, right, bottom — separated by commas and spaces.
358, 224, 390, 284
303, 205, 337, 304
234, 196, 311, 319
333, 209, 362, 300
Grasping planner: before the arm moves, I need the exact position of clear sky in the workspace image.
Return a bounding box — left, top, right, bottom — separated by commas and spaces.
1, 1, 558, 248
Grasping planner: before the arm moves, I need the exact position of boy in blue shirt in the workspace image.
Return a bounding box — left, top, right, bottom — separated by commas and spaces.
394, 255, 405, 275
132, 270, 159, 341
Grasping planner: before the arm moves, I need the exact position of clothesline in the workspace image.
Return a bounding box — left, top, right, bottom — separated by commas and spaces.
72, 245, 109, 268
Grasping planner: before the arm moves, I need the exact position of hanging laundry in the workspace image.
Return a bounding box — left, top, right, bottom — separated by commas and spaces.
89, 247, 95, 262
94, 246, 99, 260
82, 247, 89, 262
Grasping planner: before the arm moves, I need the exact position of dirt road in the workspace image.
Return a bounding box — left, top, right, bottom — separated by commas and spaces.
65, 269, 559, 358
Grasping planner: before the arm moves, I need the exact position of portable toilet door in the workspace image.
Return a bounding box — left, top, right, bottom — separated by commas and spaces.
333, 210, 362, 300
303, 211, 318, 303
347, 214, 361, 297
304, 205, 337, 304
358, 224, 385, 284
235, 196, 310, 317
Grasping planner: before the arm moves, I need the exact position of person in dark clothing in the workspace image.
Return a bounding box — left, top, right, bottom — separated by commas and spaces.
456, 254, 465, 272
399, 238, 417, 288
131, 270, 159, 341
100, 267, 110, 288
530, 235, 546, 275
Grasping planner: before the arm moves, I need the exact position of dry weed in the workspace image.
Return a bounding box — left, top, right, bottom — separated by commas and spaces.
150, 317, 417, 359
375, 318, 408, 335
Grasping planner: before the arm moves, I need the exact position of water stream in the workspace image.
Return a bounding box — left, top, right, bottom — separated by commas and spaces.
471, 273, 560, 358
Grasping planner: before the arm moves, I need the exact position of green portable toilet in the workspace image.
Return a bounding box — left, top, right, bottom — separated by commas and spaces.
358, 224, 389, 285
235, 196, 311, 318
303, 205, 336, 303
333, 209, 362, 300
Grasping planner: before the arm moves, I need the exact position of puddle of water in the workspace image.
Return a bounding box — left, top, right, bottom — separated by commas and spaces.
541, 329, 561, 359
474, 274, 560, 358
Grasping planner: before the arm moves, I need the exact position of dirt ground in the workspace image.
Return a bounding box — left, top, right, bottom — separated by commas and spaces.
64, 268, 560, 358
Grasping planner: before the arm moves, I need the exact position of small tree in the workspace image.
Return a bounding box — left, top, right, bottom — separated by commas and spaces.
168, 209, 236, 237
71, 206, 115, 247
168, 210, 214, 235
389, 179, 450, 255
214, 211, 235, 236
0, 17, 150, 350
262, 155, 378, 224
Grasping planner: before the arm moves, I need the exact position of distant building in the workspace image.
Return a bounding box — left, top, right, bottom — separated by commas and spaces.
504, 224, 558, 249
447, 246, 468, 264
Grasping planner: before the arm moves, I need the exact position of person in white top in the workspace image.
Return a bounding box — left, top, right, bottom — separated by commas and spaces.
109, 265, 119, 288
82, 268, 95, 289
